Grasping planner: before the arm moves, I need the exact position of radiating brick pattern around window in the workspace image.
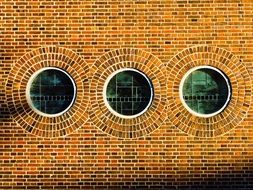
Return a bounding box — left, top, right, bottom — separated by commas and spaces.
90, 48, 167, 138
5, 46, 89, 138
167, 46, 252, 137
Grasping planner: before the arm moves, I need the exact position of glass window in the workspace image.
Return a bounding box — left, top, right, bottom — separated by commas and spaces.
180, 66, 231, 117
104, 68, 153, 118
27, 67, 76, 117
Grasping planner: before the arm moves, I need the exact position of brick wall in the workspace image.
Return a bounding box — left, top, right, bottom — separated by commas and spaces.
0, 0, 253, 189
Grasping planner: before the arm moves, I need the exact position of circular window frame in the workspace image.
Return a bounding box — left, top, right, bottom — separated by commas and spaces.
179, 65, 231, 118
26, 67, 77, 118
103, 68, 154, 119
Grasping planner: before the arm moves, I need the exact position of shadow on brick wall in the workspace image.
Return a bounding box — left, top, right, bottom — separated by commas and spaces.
0, 104, 12, 121
1, 169, 251, 190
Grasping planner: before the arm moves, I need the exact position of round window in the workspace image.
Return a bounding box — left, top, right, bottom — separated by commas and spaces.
180, 66, 231, 117
26, 67, 76, 117
104, 68, 153, 118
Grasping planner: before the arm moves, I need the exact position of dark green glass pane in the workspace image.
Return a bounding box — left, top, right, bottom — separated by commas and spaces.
106, 70, 152, 116
30, 69, 75, 115
183, 68, 229, 114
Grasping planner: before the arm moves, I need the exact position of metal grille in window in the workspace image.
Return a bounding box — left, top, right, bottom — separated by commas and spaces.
28, 68, 76, 116
106, 69, 153, 117
181, 67, 230, 116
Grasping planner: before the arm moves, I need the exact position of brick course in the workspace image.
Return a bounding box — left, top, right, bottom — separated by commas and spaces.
0, 0, 253, 189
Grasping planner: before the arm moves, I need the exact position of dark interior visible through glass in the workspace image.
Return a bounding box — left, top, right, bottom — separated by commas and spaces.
106, 69, 153, 116
29, 68, 75, 115
182, 68, 230, 115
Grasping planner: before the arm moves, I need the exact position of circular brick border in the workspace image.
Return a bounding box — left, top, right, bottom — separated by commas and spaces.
167, 45, 252, 137
6, 46, 90, 138
90, 48, 167, 139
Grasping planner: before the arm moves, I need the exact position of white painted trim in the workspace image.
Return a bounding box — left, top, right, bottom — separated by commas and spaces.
179, 65, 231, 118
26, 67, 76, 117
103, 68, 153, 119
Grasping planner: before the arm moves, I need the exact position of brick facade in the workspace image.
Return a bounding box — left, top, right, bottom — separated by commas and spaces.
0, 0, 253, 189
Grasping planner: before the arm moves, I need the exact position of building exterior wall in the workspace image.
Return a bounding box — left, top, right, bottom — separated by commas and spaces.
0, 0, 253, 189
